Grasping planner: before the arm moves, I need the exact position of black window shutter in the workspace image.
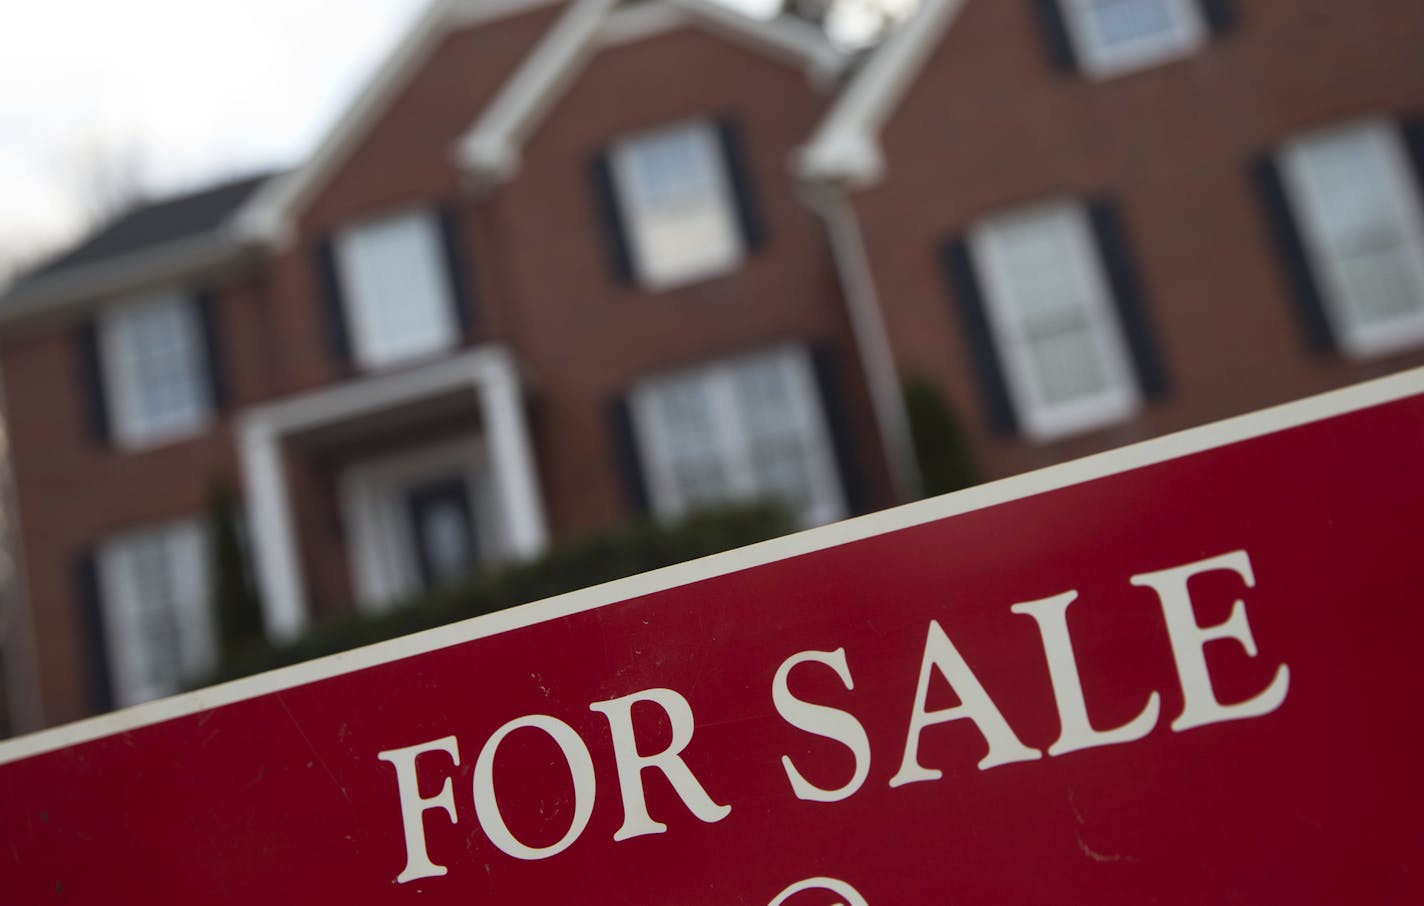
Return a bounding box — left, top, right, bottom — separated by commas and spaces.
437, 203, 475, 336
588, 151, 635, 284
715, 117, 767, 253
76, 551, 115, 714
1087, 199, 1171, 398
193, 290, 228, 411
608, 396, 650, 515
1249, 155, 1336, 353
940, 238, 1019, 435
313, 238, 352, 363
1029, 0, 1079, 73
1199, 0, 1239, 37
75, 321, 111, 445
1402, 115, 1424, 190
809, 344, 868, 516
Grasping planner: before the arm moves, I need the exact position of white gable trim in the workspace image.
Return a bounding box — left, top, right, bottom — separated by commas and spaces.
796, 0, 969, 188
456, 0, 848, 187
234, 0, 562, 247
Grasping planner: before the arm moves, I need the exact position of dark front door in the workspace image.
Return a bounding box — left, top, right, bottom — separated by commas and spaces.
406, 477, 479, 590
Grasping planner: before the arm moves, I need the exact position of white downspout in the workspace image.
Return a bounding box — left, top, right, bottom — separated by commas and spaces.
801, 182, 922, 504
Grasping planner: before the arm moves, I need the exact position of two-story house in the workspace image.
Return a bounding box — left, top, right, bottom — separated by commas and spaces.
2, 0, 1422, 733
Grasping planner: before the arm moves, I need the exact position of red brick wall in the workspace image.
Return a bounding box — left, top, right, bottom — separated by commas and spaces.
488, 26, 893, 538
857, 0, 1424, 478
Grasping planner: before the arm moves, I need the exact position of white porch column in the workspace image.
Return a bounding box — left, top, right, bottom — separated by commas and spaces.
474, 352, 549, 560
238, 421, 309, 641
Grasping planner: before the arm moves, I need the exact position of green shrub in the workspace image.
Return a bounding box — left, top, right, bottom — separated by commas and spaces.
206, 480, 265, 660
202, 500, 796, 685
904, 376, 978, 498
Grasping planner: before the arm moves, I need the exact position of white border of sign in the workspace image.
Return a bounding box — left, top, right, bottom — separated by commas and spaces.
4, 366, 1422, 767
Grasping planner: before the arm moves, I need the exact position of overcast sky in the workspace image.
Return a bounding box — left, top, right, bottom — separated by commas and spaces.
0, 0, 898, 282
0, 0, 437, 269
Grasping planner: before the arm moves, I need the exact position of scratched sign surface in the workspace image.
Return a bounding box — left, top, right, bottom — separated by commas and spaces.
3, 371, 1424, 905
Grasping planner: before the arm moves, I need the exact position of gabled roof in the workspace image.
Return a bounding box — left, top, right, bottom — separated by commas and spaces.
797, 0, 968, 188
234, 0, 565, 246
457, 0, 851, 186
0, 172, 276, 322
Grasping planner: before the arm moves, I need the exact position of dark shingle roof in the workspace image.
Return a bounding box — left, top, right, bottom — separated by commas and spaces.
8, 171, 276, 294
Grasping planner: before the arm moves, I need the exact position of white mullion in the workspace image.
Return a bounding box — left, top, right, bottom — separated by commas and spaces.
629, 382, 685, 519
709, 363, 757, 504
780, 346, 846, 526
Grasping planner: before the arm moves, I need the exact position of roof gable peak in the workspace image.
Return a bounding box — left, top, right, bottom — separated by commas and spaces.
457, 0, 850, 187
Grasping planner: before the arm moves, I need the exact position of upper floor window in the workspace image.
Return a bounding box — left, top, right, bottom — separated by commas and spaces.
604, 119, 755, 290
967, 199, 1143, 441
1276, 119, 1424, 359
628, 345, 845, 528
589, 116, 768, 292
98, 290, 214, 448
333, 209, 462, 370
1057, 0, 1208, 78
96, 518, 215, 707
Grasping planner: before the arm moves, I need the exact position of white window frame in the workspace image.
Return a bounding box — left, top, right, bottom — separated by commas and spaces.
96, 518, 215, 708
333, 208, 460, 371
629, 344, 846, 528
339, 436, 499, 612
98, 289, 212, 450
968, 199, 1141, 443
1059, 0, 1208, 79
1277, 117, 1424, 360
610, 119, 745, 290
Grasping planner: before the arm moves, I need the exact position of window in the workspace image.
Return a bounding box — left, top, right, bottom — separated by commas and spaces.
1277, 119, 1424, 359
99, 291, 212, 448
629, 346, 845, 528
334, 209, 460, 369
97, 519, 214, 707
1059, 0, 1207, 77
610, 120, 744, 289
968, 200, 1140, 441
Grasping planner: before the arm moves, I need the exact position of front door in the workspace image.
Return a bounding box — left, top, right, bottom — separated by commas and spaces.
406, 477, 479, 590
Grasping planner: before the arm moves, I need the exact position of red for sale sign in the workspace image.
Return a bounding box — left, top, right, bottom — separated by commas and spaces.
4, 371, 1424, 904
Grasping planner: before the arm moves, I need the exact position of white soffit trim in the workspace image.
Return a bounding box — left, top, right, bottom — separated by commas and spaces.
455, 0, 848, 186
457, 0, 622, 186
797, 0, 968, 189
238, 344, 527, 438
232, 0, 563, 247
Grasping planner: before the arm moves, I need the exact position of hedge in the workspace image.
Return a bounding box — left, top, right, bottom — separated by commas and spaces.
203, 501, 796, 685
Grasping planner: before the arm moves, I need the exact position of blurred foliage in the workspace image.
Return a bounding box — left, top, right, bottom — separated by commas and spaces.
904, 376, 978, 498
207, 480, 266, 659
200, 501, 796, 686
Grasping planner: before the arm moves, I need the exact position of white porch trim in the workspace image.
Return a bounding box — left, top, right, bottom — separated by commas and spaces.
235, 345, 548, 641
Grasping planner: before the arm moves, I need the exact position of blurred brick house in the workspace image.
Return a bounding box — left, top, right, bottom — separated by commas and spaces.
1, 0, 1422, 731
